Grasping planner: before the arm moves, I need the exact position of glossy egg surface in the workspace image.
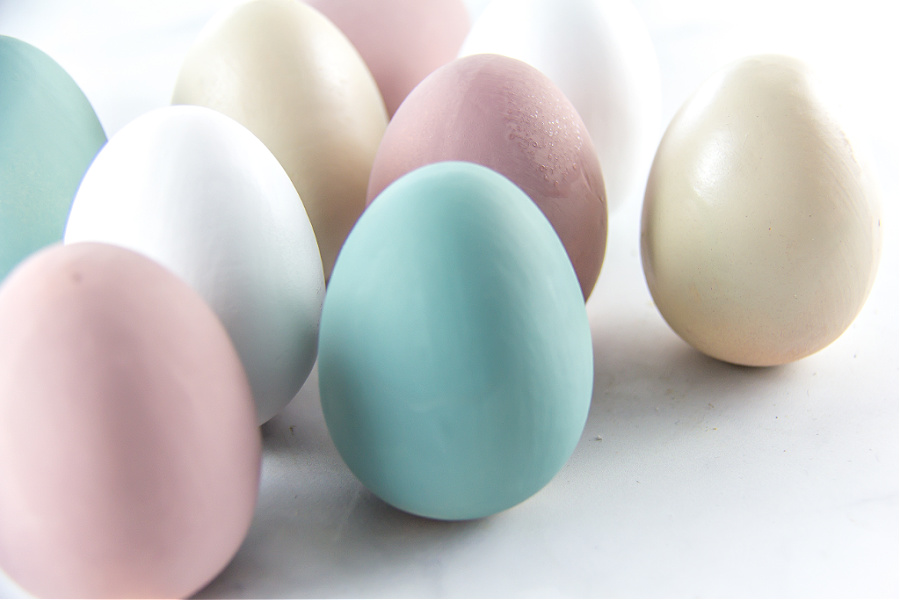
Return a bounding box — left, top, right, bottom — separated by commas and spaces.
641, 55, 882, 366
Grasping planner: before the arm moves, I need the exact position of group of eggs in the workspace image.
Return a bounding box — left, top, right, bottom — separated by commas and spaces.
0, 0, 882, 597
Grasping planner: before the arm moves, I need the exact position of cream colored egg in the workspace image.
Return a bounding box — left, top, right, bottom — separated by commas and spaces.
641, 55, 881, 366
172, 0, 388, 278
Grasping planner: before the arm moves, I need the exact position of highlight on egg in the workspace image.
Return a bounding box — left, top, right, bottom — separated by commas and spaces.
0, 242, 261, 599
320, 161, 593, 520
305, 0, 471, 117
641, 54, 882, 366
65, 105, 325, 424
0, 35, 106, 282
172, 0, 388, 279
459, 0, 662, 211
367, 53, 607, 300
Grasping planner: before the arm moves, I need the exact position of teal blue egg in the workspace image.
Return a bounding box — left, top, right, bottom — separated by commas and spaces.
1, 35, 106, 280
318, 161, 593, 520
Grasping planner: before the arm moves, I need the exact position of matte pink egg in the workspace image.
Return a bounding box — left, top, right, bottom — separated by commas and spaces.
0, 243, 261, 599
366, 53, 607, 299
306, 0, 470, 117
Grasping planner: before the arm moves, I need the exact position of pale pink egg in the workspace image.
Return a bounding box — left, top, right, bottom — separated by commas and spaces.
0, 242, 260, 599
306, 0, 471, 117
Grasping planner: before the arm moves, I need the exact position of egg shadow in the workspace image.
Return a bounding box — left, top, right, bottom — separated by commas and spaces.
195, 366, 492, 599
589, 306, 793, 415
577, 233, 801, 475
585, 200, 800, 421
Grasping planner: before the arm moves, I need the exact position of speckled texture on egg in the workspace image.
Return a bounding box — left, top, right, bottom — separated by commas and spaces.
459, 0, 662, 212
366, 53, 607, 300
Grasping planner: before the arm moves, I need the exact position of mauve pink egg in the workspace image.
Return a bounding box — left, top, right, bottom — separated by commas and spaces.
0, 242, 260, 599
366, 53, 608, 299
305, 0, 470, 117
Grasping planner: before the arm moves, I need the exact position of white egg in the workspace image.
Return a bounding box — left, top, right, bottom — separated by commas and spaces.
641, 55, 882, 366
64, 105, 325, 424
459, 0, 661, 211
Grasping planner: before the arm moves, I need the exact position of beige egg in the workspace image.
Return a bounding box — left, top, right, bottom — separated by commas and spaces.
172, 0, 388, 278
641, 55, 882, 366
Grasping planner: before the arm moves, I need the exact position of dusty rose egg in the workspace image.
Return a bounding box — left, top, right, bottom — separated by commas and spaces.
0, 243, 261, 599
306, 0, 471, 117
366, 53, 607, 299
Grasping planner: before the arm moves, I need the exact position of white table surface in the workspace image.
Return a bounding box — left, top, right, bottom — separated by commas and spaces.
1, 1, 897, 597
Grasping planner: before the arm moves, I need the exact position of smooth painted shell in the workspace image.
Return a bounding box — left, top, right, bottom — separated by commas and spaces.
65, 106, 324, 424
0, 35, 105, 280
321, 162, 593, 520
0, 242, 260, 598
306, 0, 470, 116
172, 0, 387, 278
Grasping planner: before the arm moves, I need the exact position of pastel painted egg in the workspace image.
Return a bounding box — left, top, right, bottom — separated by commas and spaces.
65, 106, 324, 424
367, 53, 607, 300
305, 0, 470, 117
0, 35, 106, 281
320, 161, 593, 520
641, 55, 882, 366
0, 242, 260, 599
459, 0, 661, 211
172, 0, 388, 279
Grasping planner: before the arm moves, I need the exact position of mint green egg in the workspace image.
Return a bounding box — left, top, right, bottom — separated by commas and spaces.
1, 36, 106, 280
318, 161, 593, 520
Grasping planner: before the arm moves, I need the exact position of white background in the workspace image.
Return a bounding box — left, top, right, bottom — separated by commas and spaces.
1, 1, 897, 597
